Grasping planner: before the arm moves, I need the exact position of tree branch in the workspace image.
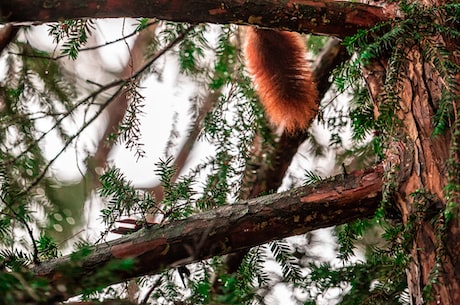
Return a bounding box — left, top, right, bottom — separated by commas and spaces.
65, 301, 137, 305
223, 37, 349, 275
0, 24, 18, 53
1, 0, 397, 38
88, 22, 158, 188
241, 38, 349, 198
33, 164, 383, 301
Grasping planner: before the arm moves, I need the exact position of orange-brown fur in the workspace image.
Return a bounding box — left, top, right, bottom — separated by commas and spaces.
245, 27, 319, 132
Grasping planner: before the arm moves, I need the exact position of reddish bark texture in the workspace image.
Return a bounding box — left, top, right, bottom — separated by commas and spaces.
2, 0, 459, 303
34, 166, 383, 301
399, 50, 460, 305
365, 44, 460, 304
1, 0, 396, 38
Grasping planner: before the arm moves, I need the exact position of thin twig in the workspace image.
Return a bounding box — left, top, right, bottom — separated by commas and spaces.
18, 25, 196, 195
7, 25, 195, 169
19, 85, 125, 195
9, 21, 159, 61
5, 78, 124, 166
140, 275, 163, 305
0, 197, 40, 264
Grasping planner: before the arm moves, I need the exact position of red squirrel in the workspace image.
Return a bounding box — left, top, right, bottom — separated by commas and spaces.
245, 28, 319, 132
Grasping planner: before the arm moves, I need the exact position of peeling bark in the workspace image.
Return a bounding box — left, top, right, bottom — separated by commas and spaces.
3, 0, 460, 302
226, 37, 349, 277
397, 48, 459, 305
33, 165, 383, 301
365, 42, 460, 304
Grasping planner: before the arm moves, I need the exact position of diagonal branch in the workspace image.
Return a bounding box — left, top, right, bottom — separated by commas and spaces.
224, 38, 350, 274
0, 24, 18, 53
241, 38, 349, 199
1, 0, 398, 38
88, 22, 158, 187
33, 164, 383, 301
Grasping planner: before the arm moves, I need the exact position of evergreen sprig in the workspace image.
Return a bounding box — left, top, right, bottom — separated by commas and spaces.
99, 167, 156, 228
269, 240, 304, 284
118, 81, 146, 160
154, 157, 196, 221
48, 19, 95, 60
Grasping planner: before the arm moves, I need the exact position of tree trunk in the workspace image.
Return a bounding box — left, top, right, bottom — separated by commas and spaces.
398, 47, 457, 305
366, 42, 460, 304
3, 0, 460, 303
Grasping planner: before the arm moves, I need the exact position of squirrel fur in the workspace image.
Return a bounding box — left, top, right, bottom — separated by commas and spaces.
245, 27, 319, 132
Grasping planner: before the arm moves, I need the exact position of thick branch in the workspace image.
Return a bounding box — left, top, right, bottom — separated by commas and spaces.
225, 37, 350, 274
34, 165, 383, 301
1, 0, 397, 38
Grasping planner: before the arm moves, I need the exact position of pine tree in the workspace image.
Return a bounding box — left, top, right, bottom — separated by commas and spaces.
0, 1, 459, 304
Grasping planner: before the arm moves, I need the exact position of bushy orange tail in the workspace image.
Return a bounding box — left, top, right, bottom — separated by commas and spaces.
245, 28, 319, 132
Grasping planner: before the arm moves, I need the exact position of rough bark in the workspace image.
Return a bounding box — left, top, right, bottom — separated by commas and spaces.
227, 37, 349, 275
364, 42, 460, 305
397, 47, 459, 305
33, 165, 383, 301
0, 0, 397, 38
3, 0, 459, 303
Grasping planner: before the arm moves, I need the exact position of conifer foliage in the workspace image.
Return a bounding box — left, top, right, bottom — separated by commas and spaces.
0, 0, 460, 304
